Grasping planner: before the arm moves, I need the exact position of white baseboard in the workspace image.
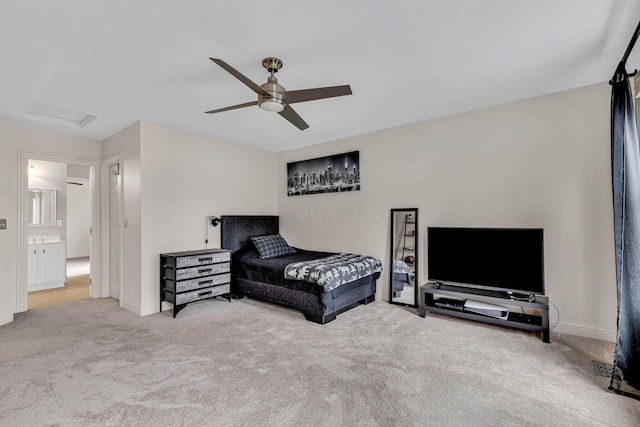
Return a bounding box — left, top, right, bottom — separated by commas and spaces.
139, 303, 158, 317
28, 281, 65, 292
120, 298, 142, 316
118, 299, 161, 317
553, 320, 616, 343
0, 309, 14, 326
110, 293, 621, 343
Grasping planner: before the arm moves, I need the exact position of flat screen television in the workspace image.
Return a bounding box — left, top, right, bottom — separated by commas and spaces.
427, 227, 545, 295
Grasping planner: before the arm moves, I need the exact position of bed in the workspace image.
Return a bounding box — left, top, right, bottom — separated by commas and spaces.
220, 215, 381, 324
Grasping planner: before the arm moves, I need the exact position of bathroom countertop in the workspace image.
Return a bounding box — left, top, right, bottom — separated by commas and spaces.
28, 235, 63, 244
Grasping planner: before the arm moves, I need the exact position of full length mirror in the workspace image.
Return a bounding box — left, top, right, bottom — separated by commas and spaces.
390, 208, 418, 307
28, 189, 56, 226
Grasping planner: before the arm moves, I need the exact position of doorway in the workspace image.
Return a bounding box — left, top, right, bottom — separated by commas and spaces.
25, 160, 92, 309
17, 151, 100, 313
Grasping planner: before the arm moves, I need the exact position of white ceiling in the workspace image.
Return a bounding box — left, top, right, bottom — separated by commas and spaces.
2, 1, 640, 152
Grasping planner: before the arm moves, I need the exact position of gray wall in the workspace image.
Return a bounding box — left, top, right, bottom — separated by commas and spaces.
278, 82, 615, 341
0, 119, 101, 324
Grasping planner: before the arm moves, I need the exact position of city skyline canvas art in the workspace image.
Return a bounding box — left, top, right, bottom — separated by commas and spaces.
287, 151, 360, 196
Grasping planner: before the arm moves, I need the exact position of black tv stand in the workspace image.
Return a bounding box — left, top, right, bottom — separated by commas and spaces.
419, 283, 550, 343
506, 291, 536, 302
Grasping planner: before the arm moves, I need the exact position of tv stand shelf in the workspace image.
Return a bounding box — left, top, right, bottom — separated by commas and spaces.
419, 283, 550, 343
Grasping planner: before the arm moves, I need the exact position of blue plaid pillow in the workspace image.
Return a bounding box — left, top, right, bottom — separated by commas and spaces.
251, 234, 296, 259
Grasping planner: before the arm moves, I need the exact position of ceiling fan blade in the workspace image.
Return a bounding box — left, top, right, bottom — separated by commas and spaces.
278, 105, 309, 130
210, 58, 270, 97
284, 85, 352, 104
205, 101, 258, 114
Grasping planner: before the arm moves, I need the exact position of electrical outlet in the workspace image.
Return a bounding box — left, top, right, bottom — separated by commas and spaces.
0, 219, 6, 230
56, 220, 62, 226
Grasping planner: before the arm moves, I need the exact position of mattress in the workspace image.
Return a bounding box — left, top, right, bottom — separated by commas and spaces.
232, 246, 379, 300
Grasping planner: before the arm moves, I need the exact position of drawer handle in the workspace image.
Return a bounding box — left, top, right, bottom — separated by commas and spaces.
198, 257, 213, 263
198, 291, 212, 297
199, 280, 213, 286
198, 268, 212, 274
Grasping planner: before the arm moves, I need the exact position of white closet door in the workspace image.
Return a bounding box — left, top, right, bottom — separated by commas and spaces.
109, 163, 122, 300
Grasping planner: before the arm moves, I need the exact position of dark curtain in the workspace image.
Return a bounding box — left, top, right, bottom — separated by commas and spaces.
610, 61, 640, 399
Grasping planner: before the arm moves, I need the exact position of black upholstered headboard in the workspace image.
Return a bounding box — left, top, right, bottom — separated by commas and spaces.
220, 215, 279, 253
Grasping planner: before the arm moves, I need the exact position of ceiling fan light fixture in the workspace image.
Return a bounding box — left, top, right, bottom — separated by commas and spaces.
207, 57, 351, 130
258, 98, 285, 112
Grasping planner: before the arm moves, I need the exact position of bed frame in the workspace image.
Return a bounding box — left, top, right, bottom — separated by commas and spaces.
220, 215, 377, 324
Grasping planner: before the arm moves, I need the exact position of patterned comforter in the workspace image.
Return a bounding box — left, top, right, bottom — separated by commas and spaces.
284, 253, 382, 292
393, 260, 412, 283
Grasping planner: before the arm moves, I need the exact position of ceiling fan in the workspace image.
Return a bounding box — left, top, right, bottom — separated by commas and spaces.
205, 57, 352, 130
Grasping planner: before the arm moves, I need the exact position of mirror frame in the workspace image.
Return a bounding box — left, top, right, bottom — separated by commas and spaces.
28, 188, 57, 226
389, 208, 419, 307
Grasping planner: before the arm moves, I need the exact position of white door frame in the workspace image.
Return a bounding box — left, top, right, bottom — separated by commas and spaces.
100, 153, 123, 305
17, 150, 101, 312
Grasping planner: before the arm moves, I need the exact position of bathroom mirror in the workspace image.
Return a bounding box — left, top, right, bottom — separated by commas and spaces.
28, 189, 56, 226
390, 208, 418, 307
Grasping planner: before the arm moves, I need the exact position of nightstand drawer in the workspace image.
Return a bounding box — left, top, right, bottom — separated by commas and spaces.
174, 273, 231, 293
176, 251, 231, 268
172, 262, 230, 281
175, 284, 231, 305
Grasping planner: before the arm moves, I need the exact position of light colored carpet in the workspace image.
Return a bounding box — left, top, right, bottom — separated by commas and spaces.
1, 298, 638, 426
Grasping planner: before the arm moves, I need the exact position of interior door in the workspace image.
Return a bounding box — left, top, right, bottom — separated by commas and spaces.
109, 163, 122, 300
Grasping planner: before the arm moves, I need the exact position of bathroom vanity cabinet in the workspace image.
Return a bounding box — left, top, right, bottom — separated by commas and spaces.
28, 241, 67, 291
